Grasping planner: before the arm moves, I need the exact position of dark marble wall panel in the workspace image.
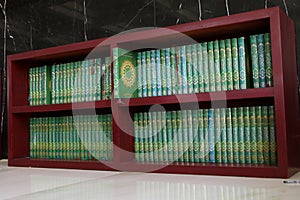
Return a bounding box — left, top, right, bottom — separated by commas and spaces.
1, 0, 300, 157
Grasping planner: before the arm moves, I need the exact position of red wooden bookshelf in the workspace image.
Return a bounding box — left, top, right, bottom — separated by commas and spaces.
7, 7, 300, 178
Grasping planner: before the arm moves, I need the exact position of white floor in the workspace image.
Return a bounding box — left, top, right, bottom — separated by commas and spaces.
0, 160, 299, 200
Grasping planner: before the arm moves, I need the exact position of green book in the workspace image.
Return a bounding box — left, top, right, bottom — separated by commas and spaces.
203, 109, 209, 162
197, 43, 204, 93
29, 68, 33, 106
208, 109, 215, 163
141, 52, 147, 97
143, 112, 149, 162
208, 42, 216, 92
219, 40, 228, 91
148, 112, 154, 162
165, 48, 172, 95
134, 113, 139, 161
262, 106, 270, 165
237, 107, 245, 164
182, 110, 189, 163
159, 49, 166, 96
214, 40, 222, 91
187, 110, 194, 163
138, 113, 144, 162
96, 58, 102, 100
249, 106, 258, 164
150, 50, 158, 97
137, 52, 142, 98
186, 45, 194, 94
36, 67, 40, 105
191, 44, 199, 93
250, 35, 260, 88
108, 115, 113, 160
202, 42, 210, 92
171, 111, 179, 161
157, 112, 164, 163
31, 68, 35, 105
161, 111, 168, 162
226, 108, 233, 163
170, 47, 178, 94
166, 111, 173, 162
220, 108, 227, 163
243, 107, 251, 164
146, 51, 152, 97
225, 39, 234, 90
29, 118, 34, 158
264, 33, 273, 87
257, 34, 266, 88
238, 37, 249, 89
214, 108, 222, 163
256, 106, 264, 164
231, 107, 239, 164
180, 46, 188, 94
268, 106, 277, 165
198, 109, 205, 163
192, 110, 200, 162
231, 38, 240, 90
105, 57, 111, 100
152, 112, 159, 162
177, 110, 184, 162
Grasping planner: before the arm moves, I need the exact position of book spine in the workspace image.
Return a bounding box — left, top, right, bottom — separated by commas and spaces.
226, 108, 233, 163
36, 67, 41, 105
238, 37, 248, 89
225, 39, 234, 90
137, 52, 142, 98
243, 107, 251, 164
113, 48, 120, 98
106, 57, 112, 100
214, 40, 222, 92
187, 110, 194, 163
148, 112, 154, 162
257, 34, 266, 88
143, 112, 149, 162
262, 106, 270, 165
176, 47, 182, 95
96, 58, 102, 100
191, 44, 199, 93
202, 42, 210, 92
231, 107, 239, 164
150, 50, 157, 97
167, 111, 173, 162
161, 111, 168, 162
108, 115, 113, 160
141, 52, 148, 97
73, 62, 78, 102
180, 46, 188, 94
208, 109, 215, 163
134, 113, 139, 161
250, 35, 260, 88
156, 49, 163, 96
186, 45, 194, 94
170, 47, 177, 94
29, 68, 33, 106
29, 118, 34, 158
138, 112, 144, 162
219, 40, 228, 91
182, 110, 189, 163
214, 108, 222, 163
249, 106, 258, 164
203, 109, 209, 162
146, 51, 152, 97
231, 38, 240, 90
165, 48, 172, 95
268, 106, 277, 165
220, 108, 227, 163
171, 111, 179, 161
208, 42, 216, 92
152, 112, 159, 162
197, 43, 204, 93
256, 106, 264, 164
192, 110, 200, 162
198, 109, 205, 163
177, 110, 184, 162
264, 33, 273, 87
237, 107, 245, 164
157, 112, 164, 163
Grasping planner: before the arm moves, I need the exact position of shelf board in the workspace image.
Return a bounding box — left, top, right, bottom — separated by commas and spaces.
118, 88, 274, 107
11, 100, 111, 114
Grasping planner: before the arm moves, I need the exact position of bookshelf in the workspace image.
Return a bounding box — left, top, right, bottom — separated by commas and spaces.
7, 7, 300, 178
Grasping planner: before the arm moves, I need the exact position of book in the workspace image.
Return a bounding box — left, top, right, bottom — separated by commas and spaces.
219, 40, 228, 91
150, 50, 158, 97
155, 49, 163, 96
113, 47, 137, 98
256, 106, 264, 164
198, 109, 205, 163
238, 37, 249, 89
171, 111, 179, 161
208, 109, 215, 163
208, 42, 216, 92
262, 106, 270, 165
157, 112, 164, 162
231, 38, 240, 90
165, 48, 172, 95
257, 34, 266, 88
186, 45, 194, 94
180, 46, 188, 94
191, 44, 199, 93
146, 51, 152, 97
152, 112, 159, 162
214, 40, 222, 91
177, 110, 184, 162
231, 107, 239, 164
138, 112, 145, 162
250, 35, 260, 88
202, 42, 210, 92
137, 52, 142, 98
134, 113, 139, 161
143, 112, 149, 162
203, 109, 209, 162
249, 106, 258, 164
141, 52, 148, 97
243, 107, 251, 164
161, 111, 168, 162
220, 108, 228, 163
268, 106, 277, 165
225, 39, 234, 90
187, 110, 194, 163
197, 44, 204, 93
192, 110, 200, 162
264, 33, 273, 87
166, 111, 173, 162
237, 107, 245, 164
214, 108, 222, 163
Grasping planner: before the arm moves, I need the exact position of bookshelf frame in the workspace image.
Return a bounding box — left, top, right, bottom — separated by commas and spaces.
7, 7, 300, 178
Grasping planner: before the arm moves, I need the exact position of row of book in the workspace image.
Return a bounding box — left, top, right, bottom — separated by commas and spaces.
30, 114, 113, 161
29, 57, 112, 106
134, 106, 277, 165
114, 33, 272, 98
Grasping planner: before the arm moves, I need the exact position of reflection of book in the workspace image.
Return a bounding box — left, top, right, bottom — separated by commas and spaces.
113, 47, 137, 98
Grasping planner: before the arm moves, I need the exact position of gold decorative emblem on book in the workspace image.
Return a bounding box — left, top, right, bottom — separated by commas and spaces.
121, 60, 136, 88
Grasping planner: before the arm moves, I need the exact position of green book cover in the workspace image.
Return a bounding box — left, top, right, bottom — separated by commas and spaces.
146, 51, 152, 97
170, 47, 178, 94
96, 58, 102, 100
186, 45, 194, 94
191, 44, 199, 93
268, 106, 277, 166
243, 107, 251, 164
34, 67, 38, 105
137, 52, 142, 98
105, 57, 111, 100
256, 106, 264, 164
29, 118, 34, 158
225, 39, 234, 90
208, 109, 215, 163
257, 34, 266, 88
192, 110, 200, 162
36, 67, 41, 105
203, 109, 209, 162
231, 107, 239, 164
161, 111, 168, 162
187, 110, 194, 163
64, 63, 69, 103
66, 62, 71, 103
208, 42, 216, 92
141, 52, 148, 97
214, 108, 222, 163
152, 112, 159, 162
213, 40, 222, 92
171, 111, 179, 161
202, 42, 210, 92
148, 112, 154, 162
177, 110, 184, 162
176, 46, 182, 94
143, 112, 149, 162
59, 64, 65, 103
134, 113, 139, 161
150, 50, 158, 97
154, 49, 166, 96
249, 106, 258, 164
264, 33, 273, 87
29, 68, 33, 106
165, 48, 172, 95
31, 68, 36, 105
40, 66, 45, 105
138, 112, 144, 162
198, 109, 205, 163
231, 38, 240, 90
157, 112, 164, 163
182, 110, 190, 163
238, 37, 248, 89
113, 48, 120, 98
166, 111, 174, 162
220, 108, 227, 163
197, 43, 204, 93
250, 35, 260, 88
72, 62, 77, 102
219, 40, 228, 91
180, 46, 188, 94
226, 108, 233, 163
262, 106, 270, 165
237, 107, 245, 164
108, 115, 113, 160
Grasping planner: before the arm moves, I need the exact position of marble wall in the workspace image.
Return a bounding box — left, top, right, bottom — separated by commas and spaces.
1, 0, 300, 157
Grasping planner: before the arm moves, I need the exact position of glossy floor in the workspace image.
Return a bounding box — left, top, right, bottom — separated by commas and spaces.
0, 160, 299, 200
